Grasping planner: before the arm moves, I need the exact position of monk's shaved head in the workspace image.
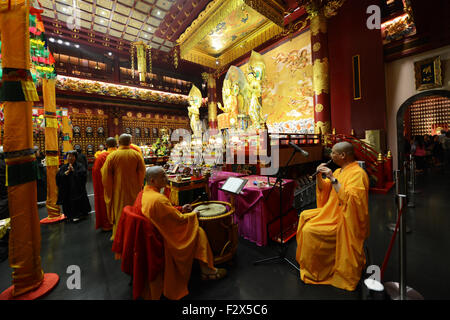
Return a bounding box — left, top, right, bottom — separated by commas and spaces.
332, 141, 355, 159
106, 137, 117, 148
119, 134, 131, 146
146, 165, 165, 184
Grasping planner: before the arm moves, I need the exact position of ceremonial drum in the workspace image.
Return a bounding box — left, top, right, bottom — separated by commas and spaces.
193, 201, 238, 265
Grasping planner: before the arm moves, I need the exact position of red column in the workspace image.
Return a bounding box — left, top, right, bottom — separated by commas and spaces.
310, 11, 331, 137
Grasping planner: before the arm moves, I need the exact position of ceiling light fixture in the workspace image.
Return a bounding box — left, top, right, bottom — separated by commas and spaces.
65, 41, 70, 46
75, 44, 80, 48
108, 52, 112, 56
49, 37, 55, 42
157, 11, 160, 15
57, 39, 63, 44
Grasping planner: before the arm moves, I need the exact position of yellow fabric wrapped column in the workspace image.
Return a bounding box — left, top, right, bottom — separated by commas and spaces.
62, 111, 73, 158
41, 79, 64, 222
0, 3, 58, 299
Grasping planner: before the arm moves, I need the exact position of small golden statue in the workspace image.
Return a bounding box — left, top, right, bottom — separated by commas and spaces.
188, 85, 202, 137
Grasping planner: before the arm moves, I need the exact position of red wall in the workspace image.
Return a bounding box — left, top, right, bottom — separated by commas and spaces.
328, 0, 387, 138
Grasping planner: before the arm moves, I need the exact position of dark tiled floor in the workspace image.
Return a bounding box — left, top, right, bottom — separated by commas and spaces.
1, 165, 449, 300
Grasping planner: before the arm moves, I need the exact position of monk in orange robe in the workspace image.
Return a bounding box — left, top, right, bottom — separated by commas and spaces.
102, 134, 146, 240
94, 144, 105, 159
92, 137, 117, 231
141, 166, 227, 300
296, 142, 370, 291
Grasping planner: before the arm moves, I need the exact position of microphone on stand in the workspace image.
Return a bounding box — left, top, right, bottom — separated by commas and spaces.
310, 159, 333, 179
289, 142, 309, 157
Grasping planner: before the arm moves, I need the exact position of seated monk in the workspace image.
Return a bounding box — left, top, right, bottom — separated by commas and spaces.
296, 141, 370, 291
141, 166, 227, 300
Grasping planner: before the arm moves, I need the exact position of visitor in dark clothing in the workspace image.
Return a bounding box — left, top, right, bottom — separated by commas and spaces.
56, 150, 91, 222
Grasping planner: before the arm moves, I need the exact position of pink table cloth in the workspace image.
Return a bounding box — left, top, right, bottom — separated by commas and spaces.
217, 175, 296, 246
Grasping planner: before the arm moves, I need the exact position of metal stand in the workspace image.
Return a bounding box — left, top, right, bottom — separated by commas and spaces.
253, 147, 300, 272
384, 194, 423, 300
387, 170, 411, 233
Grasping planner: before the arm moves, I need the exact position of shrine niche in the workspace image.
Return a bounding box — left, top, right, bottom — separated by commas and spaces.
73, 125, 81, 137
135, 127, 141, 138
97, 126, 105, 137
217, 66, 249, 130
85, 126, 93, 137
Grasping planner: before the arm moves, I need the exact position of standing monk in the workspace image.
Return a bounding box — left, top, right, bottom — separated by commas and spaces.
92, 137, 117, 231
296, 142, 370, 291
141, 166, 227, 300
102, 134, 146, 240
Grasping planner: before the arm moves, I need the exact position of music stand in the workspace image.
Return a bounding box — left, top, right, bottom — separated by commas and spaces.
219, 177, 248, 195
253, 146, 302, 272
219, 177, 248, 218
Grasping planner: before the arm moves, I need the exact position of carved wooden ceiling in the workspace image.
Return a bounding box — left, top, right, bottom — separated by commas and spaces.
39, 0, 295, 57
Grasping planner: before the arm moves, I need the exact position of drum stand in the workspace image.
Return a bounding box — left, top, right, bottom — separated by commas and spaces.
253, 147, 301, 272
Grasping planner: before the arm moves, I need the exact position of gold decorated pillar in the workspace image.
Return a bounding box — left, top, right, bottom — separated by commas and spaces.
0, 2, 58, 299
203, 72, 218, 131
309, 6, 331, 137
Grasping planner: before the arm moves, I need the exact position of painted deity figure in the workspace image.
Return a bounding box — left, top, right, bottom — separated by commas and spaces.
187, 85, 202, 137
247, 51, 266, 130
247, 70, 263, 129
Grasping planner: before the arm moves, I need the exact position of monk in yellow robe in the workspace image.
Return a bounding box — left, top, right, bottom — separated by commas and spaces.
92, 137, 117, 231
141, 166, 227, 300
296, 141, 369, 291
130, 143, 143, 157
102, 134, 146, 240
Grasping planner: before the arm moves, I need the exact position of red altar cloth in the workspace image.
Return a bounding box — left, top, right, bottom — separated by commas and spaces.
217, 175, 297, 246
208, 171, 247, 200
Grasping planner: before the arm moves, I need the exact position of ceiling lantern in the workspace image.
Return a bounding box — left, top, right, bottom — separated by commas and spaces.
131, 41, 152, 82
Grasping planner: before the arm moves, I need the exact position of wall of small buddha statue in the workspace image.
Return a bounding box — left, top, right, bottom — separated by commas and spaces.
66, 106, 190, 161
120, 110, 191, 147
68, 107, 109, 158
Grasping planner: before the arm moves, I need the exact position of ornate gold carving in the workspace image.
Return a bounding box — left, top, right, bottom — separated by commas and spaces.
312, 42, 321, 52
280, 18, 308, 38
243, 0, 285, 27
323, 0, 346, 18
313, 58, 329, 95
310, 12, 327, 36
201, 72, 210, 83
315, 103, 324, 113
299, 0, 346, 19
314, 120, 331, 135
